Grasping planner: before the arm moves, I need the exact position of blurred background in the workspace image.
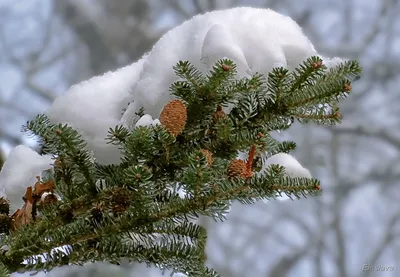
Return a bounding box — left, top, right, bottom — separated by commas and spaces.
1, 0, 400, 276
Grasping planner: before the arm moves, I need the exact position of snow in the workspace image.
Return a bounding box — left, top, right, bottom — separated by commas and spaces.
236, 151, 312, 201
120, 7, 321, 126
258, 153, 312, 201
43, 7, 344, 167
0, 145, 54, 212
46, 57, 146, 165
259, 153, 312, 178
134, 114, 160, 127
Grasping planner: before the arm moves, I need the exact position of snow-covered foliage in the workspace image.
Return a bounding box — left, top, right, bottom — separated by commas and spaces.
1, 7, 321, 213
120, 7, 321, 126
0, 6, 326, 277
0, 145, 53, 211
46, 58, 146, 164
45, 7, 342, 165
258, 153, 312, 201
259, 153, 312, 178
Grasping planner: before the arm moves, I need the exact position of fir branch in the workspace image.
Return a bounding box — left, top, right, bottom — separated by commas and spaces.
106, 125, 130, 145
206, 59, 237, 93
0, 263, 9, 277
267, 67, 291, 103
173, 61, 206, 92
3, 57, 361, 276
290, 56, 326, 92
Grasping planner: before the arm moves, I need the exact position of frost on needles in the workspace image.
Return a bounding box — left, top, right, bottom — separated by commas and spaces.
0, 57, 361, 276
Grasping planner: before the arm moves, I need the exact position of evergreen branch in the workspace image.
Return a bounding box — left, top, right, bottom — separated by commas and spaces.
0, 263, 9, 277
290, 56, 326, 92
267, 67, 291, 103
5, 171, 318, 265
2, 57, 361, 276
323, 59, 362, 81
173, 61, 206, 91
287, 78, 349, 108
106, 125, 129, 145
55, 129, 95, 191
206, 59, 237, 93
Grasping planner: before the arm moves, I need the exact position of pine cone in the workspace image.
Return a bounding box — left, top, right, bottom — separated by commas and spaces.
213, 105, 226, 122
59, 208, 74, 224
42, 194, 58, 206
200, 149, 213, 166
110, 187, 132, 216
160, 99, 187, 137
0, 198, 10, 215
227, 159, 247, 179
0, 214, 11, 234
90, 206, 103, 226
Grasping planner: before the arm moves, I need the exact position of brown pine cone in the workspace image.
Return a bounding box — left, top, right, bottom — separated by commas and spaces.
160, 100, 187, 137
227, 159, 247, 179
0, 198, 10, 215
213, 105, 226, 122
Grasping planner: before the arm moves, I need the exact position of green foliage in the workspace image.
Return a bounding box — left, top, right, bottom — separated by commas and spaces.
0, 57, 362, 276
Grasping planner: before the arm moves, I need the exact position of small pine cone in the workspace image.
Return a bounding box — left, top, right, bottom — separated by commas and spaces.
227, 159, 247, 179
42, 194, 58, 206
0, 214, 11, 234
59, 209, 74, 224
160, 100, 187, 137
221, 64, 232, 71
344, 83, 351, 92
200, 149, 213, 166
0, 198, 10, 215
87, 239, 99, 249
213, 105, 226, 122
90, 207, 103, 226
110, 187, 132, 216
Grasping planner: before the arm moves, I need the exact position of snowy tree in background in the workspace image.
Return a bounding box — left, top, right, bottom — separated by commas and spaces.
0, 7, 361, 277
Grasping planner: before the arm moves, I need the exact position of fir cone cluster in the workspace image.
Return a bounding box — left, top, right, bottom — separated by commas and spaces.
200, 149, 213, 167
0, 198, 11, 234
160, 99, 187, 137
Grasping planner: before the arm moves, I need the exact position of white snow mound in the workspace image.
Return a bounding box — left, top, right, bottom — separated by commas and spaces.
45, 7, 344, 165
0, 145, 54, 211
121, 7, 320, 126
46, 58, 146, 164
258, 152, 312, 201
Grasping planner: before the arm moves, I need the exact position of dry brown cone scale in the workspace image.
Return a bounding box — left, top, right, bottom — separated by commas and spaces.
10, 176, 57, 231
159, 99, 188, 137
11, 187, 34, 231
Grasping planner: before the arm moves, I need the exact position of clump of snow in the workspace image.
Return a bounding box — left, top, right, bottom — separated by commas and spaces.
259, 153, 312, 178
44, 7, 344, 166
121, 7, 321, 126
321, 56, 348, 69
46, 58, 146, 165
134, 114, 160, 128
258, 153, 312, 201
0, 145, 54, 211
236, 151, 312, 201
